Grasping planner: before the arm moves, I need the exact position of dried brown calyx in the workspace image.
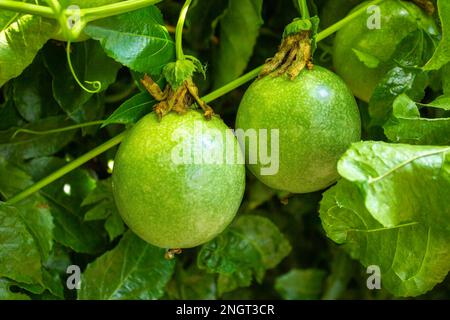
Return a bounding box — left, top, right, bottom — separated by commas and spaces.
141, 75, 214, 121
259, 31, 313, 80
410, 0, 435, 15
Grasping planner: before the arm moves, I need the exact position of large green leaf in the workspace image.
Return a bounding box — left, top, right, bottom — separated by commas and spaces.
198, 215, 291, 295
0, 15, 56, 87
186, 0, 229, 50
0, 116, 75, 162
165, 265, 217, 300
369, 30, 434, 126
24, 157, 107, 254
337, 142, 450, 231
0, 157, 32, 199
78, 231, 175, 300
275, 269, 326, 300
82, 178, 126, 241
13, 55, 60, 123
43, 41, 120, 122
443, 63, 450, 94
423, 0, 450, 71
0, 85, 23, 131
384, 94, 450, 145
84, 7, 175, 75
213, 0, 263, 88
320, 179, 450, 297
16, 196, 55, 263
0, 203, 42, 284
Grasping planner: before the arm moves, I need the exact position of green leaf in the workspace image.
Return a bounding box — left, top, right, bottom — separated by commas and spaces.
369, 30, 432, 126
321, 249, 355, 300
198, 215, 291, 295
0, 15, 56, 87
78, 231, 175, 300
104, 211, 126, 241
352, 49, 381, 69
102, 92, 155, 126
82, 178, 125, 241
337, 142, 450, 232
15, 196, 55, 263
166, 265, 217, 300
84, 7, 175, 74
246, 179, 276, 210
13, 55, 59, 123
24, 157, 107, 254
0, 279, 30, 300
320, 179, 450, 297
0, 116, 75, 162
384, 94, 450, 145
427, 95, 450, 110
443, 63, 450, 94
163, 60, 196, 89
43, 41, 120, 122
213, 0, 263, 88
0, 203, 42, 284
275, 269, 326, 300
423, 0, 450, 71
369, 66, 427, 126
186, 0, 228, 50
0, 157, 33, 199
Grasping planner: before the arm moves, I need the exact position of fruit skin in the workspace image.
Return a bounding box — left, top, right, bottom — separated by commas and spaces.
112, 111, 245, 249
236, 66, 361, 194
333, 0, 438, 102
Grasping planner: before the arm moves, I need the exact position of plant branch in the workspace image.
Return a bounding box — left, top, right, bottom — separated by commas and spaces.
6, 132, 126, 205
5, 0, 382, 204
80, 0, 163, 22
202, 67, 263, 103
12, 121, 104, 139
298, 0, 310, 19
175, 0, 193, 60
0, 1, 55, 19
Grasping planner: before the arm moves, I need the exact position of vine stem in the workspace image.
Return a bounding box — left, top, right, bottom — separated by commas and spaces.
81, 0, 163, 22
6, 132, 126, 205
12, 121, 104, 139
298, 0, 310, 19
175, 0, 193, 60
202, 67, 263, 103
0, 1, 55, 19
0, 0, 164, 27
66, 41, 102, 93
5, 0, 382, 205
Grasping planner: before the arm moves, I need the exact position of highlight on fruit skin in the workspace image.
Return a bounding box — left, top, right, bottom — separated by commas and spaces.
332, 0, 439, 102
236, 66, 361, 194
112, 110, 246, 249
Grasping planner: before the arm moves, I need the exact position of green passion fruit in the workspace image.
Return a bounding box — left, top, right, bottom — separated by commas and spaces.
332, 0, 438, 102
112, 110, 245, 249
236, 66, 361, 194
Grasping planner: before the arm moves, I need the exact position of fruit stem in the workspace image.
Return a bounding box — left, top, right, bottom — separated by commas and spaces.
5, 0, 381, 203
5, 132, 126, 205
298, 0, 310, 19
316, 0, 383, 41
175, 0, 193, 61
